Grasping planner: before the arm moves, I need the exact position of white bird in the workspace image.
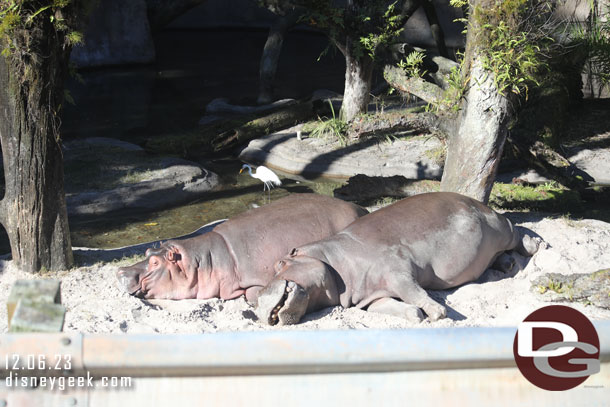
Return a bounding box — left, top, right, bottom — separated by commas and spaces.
240, 164, 282, 196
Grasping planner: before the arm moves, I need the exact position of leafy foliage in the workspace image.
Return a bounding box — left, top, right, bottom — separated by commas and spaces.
435, 63, 469, 112
309, 100, 348, 146
397, 50, 426, 78
0, 0, 87, 57
296, 0, 406, 60
472, 0, 554, 99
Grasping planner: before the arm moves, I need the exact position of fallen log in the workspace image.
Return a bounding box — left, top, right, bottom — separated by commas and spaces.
145, 99, 320, 157
347, 109, 443, 139
210, 100, 318, 154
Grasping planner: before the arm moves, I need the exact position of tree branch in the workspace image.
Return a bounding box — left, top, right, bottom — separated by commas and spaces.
383, 64, 445, 106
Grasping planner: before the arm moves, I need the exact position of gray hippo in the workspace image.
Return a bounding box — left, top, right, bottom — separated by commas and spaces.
117, 194, 367, 302
256, 192, 539, 325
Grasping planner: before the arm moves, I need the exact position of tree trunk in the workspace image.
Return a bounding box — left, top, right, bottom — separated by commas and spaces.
340, 48, 374, 123
440, 52, 512, 203
0, 26, 74, 272
258, 10, 300, 104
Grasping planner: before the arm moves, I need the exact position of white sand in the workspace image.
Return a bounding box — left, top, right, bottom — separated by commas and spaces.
1, 213, 609, 334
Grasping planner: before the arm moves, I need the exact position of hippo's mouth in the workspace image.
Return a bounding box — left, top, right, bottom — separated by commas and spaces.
130, 287, 146, 298
268, 283, 291, 325
255, 280, 309, 326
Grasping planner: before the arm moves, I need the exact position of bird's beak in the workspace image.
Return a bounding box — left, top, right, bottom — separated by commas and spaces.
239, 168, 244, 174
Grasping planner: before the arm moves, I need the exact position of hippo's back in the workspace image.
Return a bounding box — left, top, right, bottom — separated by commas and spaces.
213, 194, 367, 284
343, 192, 510, 244
336, 192, 517, 287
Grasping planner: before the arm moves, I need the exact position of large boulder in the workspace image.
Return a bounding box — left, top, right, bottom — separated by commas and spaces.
239, 124, 444, 180
63, 138, 219, 217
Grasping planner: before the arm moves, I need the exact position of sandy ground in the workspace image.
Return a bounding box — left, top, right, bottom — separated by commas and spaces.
1, 212, 609, 334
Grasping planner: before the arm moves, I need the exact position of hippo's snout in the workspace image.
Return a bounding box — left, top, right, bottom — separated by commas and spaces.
117, 260, 147, 296
256, 280, 309, 326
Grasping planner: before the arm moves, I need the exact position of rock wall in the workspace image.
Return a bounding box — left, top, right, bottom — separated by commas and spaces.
70, 0, 155, 67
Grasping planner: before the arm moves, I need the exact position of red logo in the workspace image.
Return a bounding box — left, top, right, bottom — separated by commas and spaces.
513, 305, 600, 391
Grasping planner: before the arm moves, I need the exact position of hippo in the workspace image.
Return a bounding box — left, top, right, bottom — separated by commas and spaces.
117, 194, 367, 302
255, 192, 539, 325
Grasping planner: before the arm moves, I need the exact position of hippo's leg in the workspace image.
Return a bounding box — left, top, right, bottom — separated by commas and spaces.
367, 298, 424, 323
389, 273, 447, 321
245, 286, 263, 306
516, 233, 542, 256
491, 252, 515, 273
256, 280, 309, 325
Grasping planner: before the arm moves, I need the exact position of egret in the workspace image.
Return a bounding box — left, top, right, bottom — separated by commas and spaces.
240, 164, 282, 197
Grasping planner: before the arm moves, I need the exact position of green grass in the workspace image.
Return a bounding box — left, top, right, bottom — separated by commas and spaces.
489, 182, 582, 212
308, 100, 348, 146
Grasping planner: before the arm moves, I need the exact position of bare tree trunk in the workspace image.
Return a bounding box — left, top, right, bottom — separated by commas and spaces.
340, 46, 374, 122
258, 11, 300, 104
440, 0, 514, 203
0, 23, 74, 272
440, 57, 511, 203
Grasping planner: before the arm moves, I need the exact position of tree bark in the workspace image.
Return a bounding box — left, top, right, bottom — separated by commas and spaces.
340, 47, 374, 123
383, 65, 444, 106
347, 109, 442, 139
0, 26, 74, 272
258, 10, 301, 104
440, 51, 512, 203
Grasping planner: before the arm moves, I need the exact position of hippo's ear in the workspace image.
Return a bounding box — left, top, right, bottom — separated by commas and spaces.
289, 248, 299, 257
165, 246, 181, 263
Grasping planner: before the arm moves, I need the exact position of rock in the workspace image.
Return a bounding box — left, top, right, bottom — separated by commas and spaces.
7, 280, 62, 325
64, 137, 219, 218
495, 169, 552, 185
530, 269, 610, 309
7, 279, 65, 333
566, 146, 610, 185
64, 137, 144, 152
67, 157, 218, 217
70, 0, 155, 67
9, 299, 66, 333
239, 124, 443, 179
204, 98, 295, 116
